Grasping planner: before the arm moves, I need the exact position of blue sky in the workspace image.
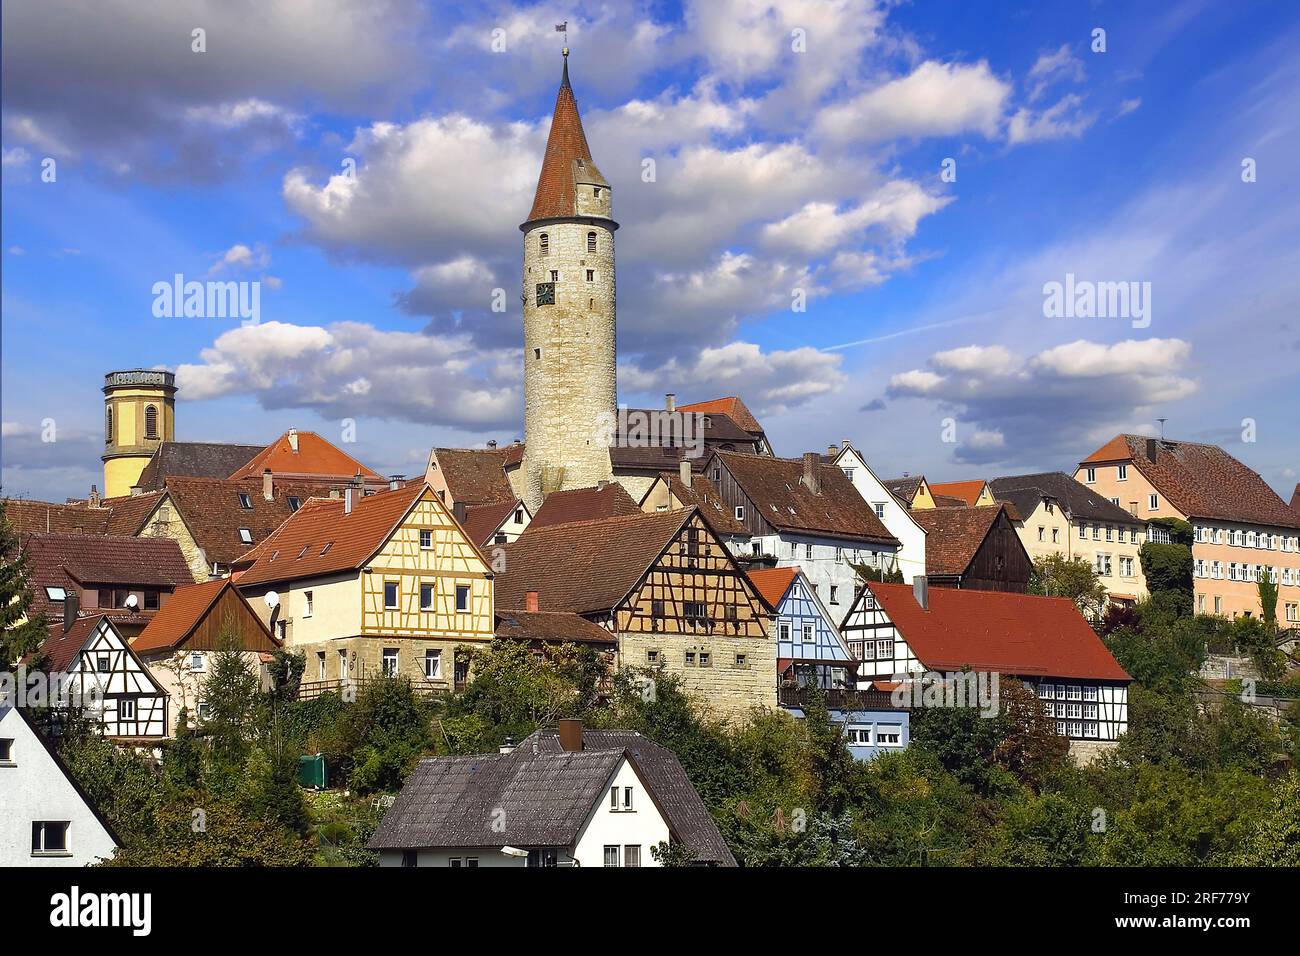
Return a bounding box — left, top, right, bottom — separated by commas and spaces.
3, 0, 1298, 503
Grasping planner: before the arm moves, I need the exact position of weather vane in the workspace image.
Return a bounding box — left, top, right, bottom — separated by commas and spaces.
555, 19, 568, 55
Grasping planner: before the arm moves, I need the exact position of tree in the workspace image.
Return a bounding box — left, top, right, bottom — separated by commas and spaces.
198, 631, 263, 775
1139, 518, 1195, 618
1230, 773, 1300, 866
1028, 554, 1108, 620
650, 840, 698, 867
0, 500, 49, 669
1256, 572, 1279, 627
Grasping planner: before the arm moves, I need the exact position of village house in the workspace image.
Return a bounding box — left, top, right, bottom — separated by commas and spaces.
22, 532, 196, 639
528, 481, 641, 530
909, 504, 1032, 592
841, 579, 1130, 761
927, 480, 997, 508
831, 441, 927, 582
1077, 435, 1300, 620
638, 460, 752, 551
705, 450, 901, 611
882, 475, 941, 509
232, 482, 495, 693
495, 508, 776, 721
369, 719, 733, 867
461, 498, 532, 549
748, 566, 854, 691
0, 702, 120, 867
989, 471, 1149, 607
38, 613, 169, 740
131, 578, 281, 733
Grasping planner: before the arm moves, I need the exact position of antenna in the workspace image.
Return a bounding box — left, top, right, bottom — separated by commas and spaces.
1157, 418, 1167, 440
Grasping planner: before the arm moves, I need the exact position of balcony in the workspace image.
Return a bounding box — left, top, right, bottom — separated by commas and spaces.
778, 685, 904, 712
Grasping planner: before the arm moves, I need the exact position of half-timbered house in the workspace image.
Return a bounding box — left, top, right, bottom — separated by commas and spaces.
233, 482, 495, 694
704, 450, 900, 611
637, 461, 752, 552
840, 579, 1130, 759
40, 614, 168, 740
747, 566, 854, 690
495, 508, 776, 720
132, 578, 281, 733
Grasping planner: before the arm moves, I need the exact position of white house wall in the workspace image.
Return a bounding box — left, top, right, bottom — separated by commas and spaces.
837, 448, 927, 582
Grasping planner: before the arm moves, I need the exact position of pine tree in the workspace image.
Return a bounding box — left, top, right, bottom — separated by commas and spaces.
0, 500, 49, 670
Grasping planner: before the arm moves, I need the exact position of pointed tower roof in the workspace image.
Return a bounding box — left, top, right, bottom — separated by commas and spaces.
525, 52, 608, 223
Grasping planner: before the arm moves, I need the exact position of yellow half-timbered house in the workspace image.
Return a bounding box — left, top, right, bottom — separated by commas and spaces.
233, 482, 494, 692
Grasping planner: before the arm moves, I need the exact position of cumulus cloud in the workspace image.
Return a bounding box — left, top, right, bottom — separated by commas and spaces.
887, 338, 1197, 464
175, 321, 520, 429
208, 243, 270, 275
1008, 93, 1095, 144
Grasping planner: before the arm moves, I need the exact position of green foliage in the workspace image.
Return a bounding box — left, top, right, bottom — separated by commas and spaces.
1139, 533, 1194, 618
107, 798, 315, 867
1028, 554, 1107, 619
1230, 773, 1300, 865
649, 840, 697, 867
331, 676, 434, 793
0, 500, 49, 669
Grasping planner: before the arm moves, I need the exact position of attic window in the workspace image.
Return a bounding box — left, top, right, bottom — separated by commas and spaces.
238, 493, 253, 510
269, 550, 279, 562
297, 544, 310, 559
286, 496, 301, 512
320, 541, 333, 555
239, 528, 253, 544
45, 586, 67, 601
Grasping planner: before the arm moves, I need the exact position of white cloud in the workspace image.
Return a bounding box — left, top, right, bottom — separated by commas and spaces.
1027, 44, 1085, 102
1008, 94, 1095, 144
208, 243, 269, 275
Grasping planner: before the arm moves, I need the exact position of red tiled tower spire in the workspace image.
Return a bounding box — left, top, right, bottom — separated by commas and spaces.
525, 51, 606, 223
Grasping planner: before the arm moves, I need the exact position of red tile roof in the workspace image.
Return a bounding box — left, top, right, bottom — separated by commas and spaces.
498, 510, 694, 615
431, 446, 522, 505
660, 471, 749, 536
41, 615, 113, 672
529, 483, 640, 530
3, 498, 112, 535
133, 578, 278, 653
746, 567, 797, 609
928, 480, 987, 506
234, 482, 429, 587
677, 396, 764, 435
908, 505, 1006, 576
493, 609, 616, 645
866, 581, 1130, 680
1080, 434, 1300, 528
525, 57, 605, 222
461, 499, 522, 547
715, 451, 897, 544
1291, 484, 1300, 516
228, 431, 384, 483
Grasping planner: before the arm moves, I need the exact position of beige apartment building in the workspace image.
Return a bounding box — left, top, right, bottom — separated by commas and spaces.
989, 472, 1149, 607
1076, 435, 1300, 621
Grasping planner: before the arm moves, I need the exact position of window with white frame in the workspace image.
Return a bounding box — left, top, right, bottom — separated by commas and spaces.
1083, 686, 1098, 701
876, 725, 902, 746
0, 737, 12, 763
873, 502, 886, 518
456, 585, 470, 612
303, 590, 313, 617
31, 821, 70, 855
419, 529, 433, 549
420, 583, 434, 611
119, 698, 136, 721
382, 648, 398, 676
603, 845, 620, 867
801, 622, 814, 643
1117, 464, 1127, 481
1085, 467, 1096, 483
384, 581, 399, 608
1149, 494, 1159, 510
845, 725, 871, 746
778, 622, 790, 642
424, 650, 441, 679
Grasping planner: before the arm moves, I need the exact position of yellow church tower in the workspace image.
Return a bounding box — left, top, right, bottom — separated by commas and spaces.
102, 369, 176, 497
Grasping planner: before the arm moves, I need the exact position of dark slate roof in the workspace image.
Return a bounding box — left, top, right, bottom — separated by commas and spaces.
524, 728, 736, 865
1080, 434, 1300, 529
493, 609, 616, 645
717, 452, 897, 544
368, 748, 627, 850
989, 471, 1141, 525
882, 476, 922, 501
529, 482, 640, 530
134, 442, 263, 491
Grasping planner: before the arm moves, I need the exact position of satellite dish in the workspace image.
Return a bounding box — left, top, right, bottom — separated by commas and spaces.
124, 594, 139, 610
265, 591, 280, 610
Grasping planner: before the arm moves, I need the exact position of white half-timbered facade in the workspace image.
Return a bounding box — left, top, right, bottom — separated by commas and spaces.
41, 616, 168, 739
840, 579, 1130, 744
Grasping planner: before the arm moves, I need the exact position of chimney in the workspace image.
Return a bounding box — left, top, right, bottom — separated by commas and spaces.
344, 487, 354, 514
352, 470, 365, 493
129, 485, 142, 497
597, 479, 608, 490
665, 393, 675, 413
912, 575, 929, 611
453, 501, 467, 525
526, 590, 539, 612
801, 452, 821, 495
487, 439, 498, 450
499, 736, 516, 755
287, 428, 299, 453
841, 438, 852, 449
1145, 438, 1159, 463
62, 592, 80, 632
388, 475, 404, 491
88, 485, 101, 509
557, 718, 584, 752
262, 469, 274, 501
827, 442, 840, 457
679, 458, 692, 488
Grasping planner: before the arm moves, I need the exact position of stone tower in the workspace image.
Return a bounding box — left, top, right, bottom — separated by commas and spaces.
102, 369, 176, 497
519, 51, 617, 512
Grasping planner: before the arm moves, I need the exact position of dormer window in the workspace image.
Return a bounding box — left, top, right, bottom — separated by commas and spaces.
539, 233, 549, 256
286, 496, 301, 512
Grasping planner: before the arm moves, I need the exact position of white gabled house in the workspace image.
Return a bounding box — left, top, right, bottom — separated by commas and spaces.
0, 702, 120, 866
832, 441, 926, 582
39, 614, 169, 740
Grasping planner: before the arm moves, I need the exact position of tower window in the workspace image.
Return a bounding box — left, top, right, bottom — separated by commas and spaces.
593, 187, 601, 198
144, 404, 159, 440
533, 348, 541, 360
550, 270, 558, 282
539, 233, 549, 256
587, 232, 597, 253
105, 407, 113, 443
586, 270, 594, 282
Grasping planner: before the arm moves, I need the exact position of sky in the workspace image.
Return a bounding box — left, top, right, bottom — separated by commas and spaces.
2, 0, 1298, 503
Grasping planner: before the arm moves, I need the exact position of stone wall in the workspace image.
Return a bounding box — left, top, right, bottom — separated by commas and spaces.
617, 629, 777, 723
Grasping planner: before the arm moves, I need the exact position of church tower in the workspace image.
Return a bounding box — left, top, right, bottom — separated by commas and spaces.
519, 50, 617, 511
102, 369, 176, 497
